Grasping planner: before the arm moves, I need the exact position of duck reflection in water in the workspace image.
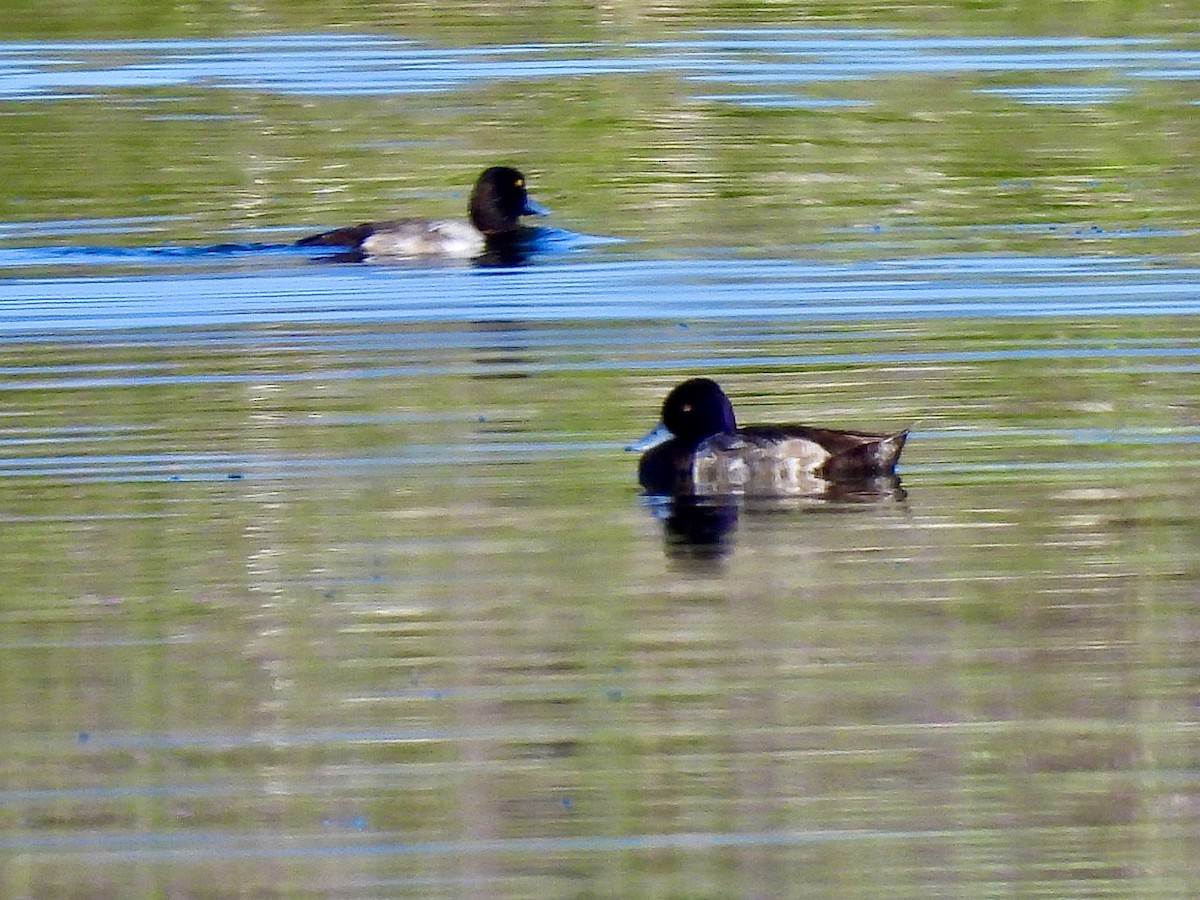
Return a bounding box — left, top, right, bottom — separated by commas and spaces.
628, 378, 908, 558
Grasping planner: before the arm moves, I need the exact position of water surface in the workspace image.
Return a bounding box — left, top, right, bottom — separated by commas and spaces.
1, 8, 1198, 899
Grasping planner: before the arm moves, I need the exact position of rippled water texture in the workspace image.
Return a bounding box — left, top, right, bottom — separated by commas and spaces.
1, 8, 1198, 899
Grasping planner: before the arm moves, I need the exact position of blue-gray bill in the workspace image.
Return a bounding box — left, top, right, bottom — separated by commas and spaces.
626, 421, 672, 453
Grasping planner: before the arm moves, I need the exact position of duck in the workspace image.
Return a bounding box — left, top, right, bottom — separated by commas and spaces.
628, 378, 908, 496
295, 166, 548, 259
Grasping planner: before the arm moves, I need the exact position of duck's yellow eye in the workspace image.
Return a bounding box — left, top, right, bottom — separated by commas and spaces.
515, 178, 524, 188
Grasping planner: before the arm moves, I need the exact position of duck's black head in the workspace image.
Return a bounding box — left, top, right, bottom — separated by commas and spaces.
626, 377, 739, 495
469, 166, 549, 235
660, 378, 738, 447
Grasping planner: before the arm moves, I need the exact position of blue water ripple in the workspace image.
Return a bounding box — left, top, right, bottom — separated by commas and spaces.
0, 257, 1197, 332
0, 32, 1197, 101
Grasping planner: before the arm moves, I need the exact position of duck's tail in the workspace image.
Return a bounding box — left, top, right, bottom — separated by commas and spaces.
822, 427, 908, 480
873, 429, 908, 471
